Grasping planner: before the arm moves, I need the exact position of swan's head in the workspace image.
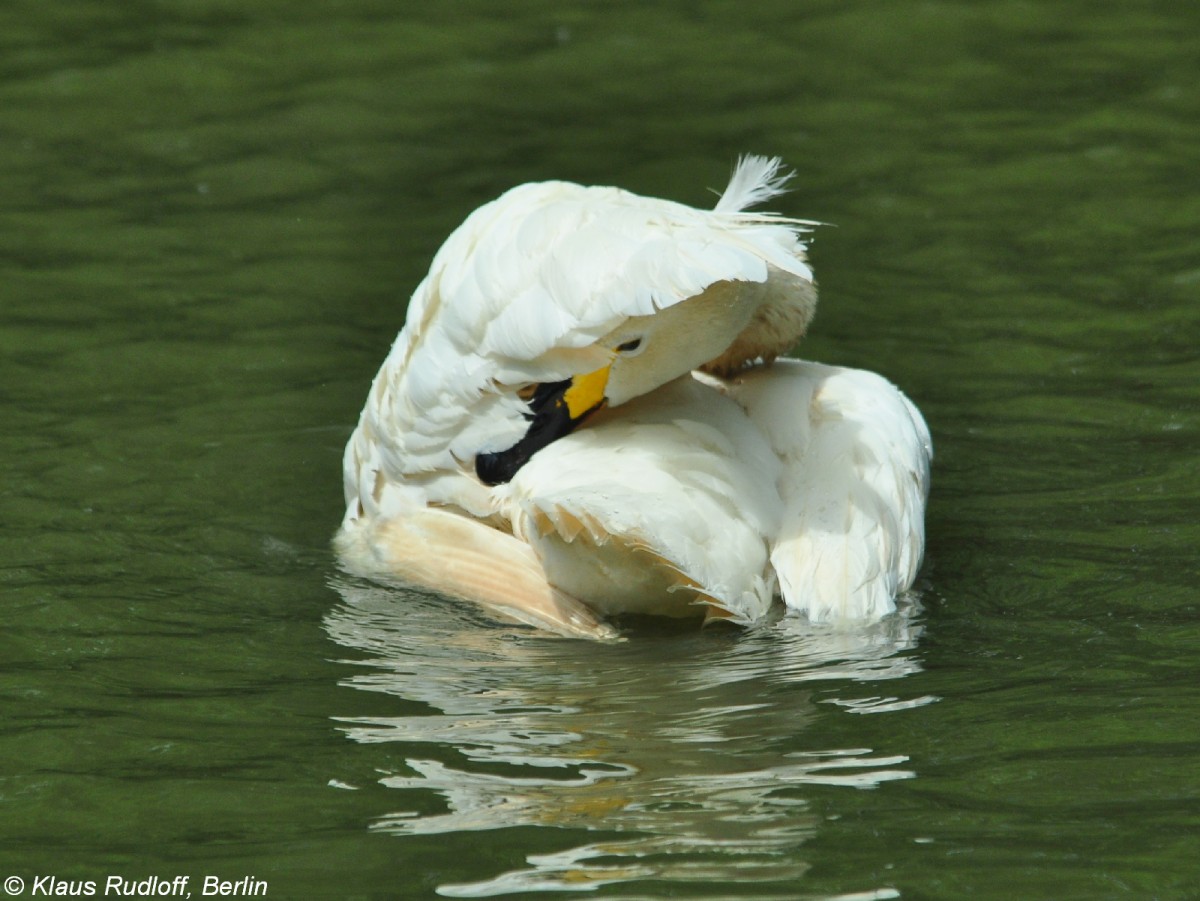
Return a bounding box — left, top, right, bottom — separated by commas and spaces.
475, 274, 815, 485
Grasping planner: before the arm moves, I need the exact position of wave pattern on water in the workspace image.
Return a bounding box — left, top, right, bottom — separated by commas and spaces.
325, 581, 932, 896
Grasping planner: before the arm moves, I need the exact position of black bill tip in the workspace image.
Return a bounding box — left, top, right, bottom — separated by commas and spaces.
475, 379, 602, 485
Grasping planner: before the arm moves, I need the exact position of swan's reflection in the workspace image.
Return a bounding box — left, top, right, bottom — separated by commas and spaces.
325, 582, 932, 897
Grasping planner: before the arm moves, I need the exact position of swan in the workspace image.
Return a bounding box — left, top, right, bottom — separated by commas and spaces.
336, 156, 932, 640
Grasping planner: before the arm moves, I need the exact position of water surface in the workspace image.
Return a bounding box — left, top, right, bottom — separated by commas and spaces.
3, 1, 1197, 898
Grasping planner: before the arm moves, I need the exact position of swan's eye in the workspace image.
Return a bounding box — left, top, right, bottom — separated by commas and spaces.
616, 338, 643, 353
516, 383, 538, 402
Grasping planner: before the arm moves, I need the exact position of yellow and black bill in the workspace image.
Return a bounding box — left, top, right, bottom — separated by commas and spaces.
475, 366, 609, 486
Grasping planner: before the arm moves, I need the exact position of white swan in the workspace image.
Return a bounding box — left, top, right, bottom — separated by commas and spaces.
336, 156, 932, 639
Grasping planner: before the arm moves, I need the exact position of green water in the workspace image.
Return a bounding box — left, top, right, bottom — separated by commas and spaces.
3, 1, 1197, 898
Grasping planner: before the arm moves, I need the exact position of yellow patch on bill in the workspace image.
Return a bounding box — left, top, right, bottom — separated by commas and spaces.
563, 364, 610, 419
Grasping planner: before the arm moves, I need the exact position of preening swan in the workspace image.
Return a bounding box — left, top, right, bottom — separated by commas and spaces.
336, 156, 932, 639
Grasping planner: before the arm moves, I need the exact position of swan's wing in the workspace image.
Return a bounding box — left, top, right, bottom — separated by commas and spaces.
499, 378, 784, 623
727, 360, 933, 622
335, 506, 619, 641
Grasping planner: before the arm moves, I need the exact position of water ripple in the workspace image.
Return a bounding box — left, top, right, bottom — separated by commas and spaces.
325, 581, 929, 896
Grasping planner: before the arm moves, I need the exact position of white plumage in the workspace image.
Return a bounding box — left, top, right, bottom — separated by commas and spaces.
337, 156, 932, 639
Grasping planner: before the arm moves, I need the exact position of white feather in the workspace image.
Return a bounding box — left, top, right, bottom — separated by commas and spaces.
713, 154, 794, 213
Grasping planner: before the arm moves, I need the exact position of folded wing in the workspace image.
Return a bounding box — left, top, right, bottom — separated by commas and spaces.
725, 360, 933, 622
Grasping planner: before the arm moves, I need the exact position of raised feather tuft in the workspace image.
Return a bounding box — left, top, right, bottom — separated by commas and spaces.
713, 155, 794, 214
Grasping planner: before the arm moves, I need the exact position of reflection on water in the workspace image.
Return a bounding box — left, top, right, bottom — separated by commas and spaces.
325, 583, 935, 897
